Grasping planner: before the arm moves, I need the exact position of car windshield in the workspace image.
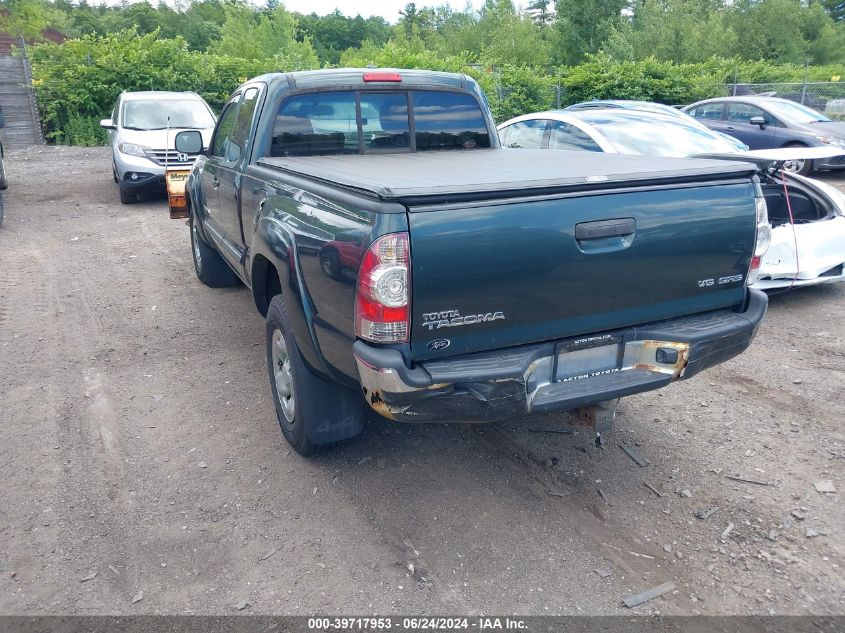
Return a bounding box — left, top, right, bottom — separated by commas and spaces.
761, 100, 831, 125
122, 99, 214, 130
579, 113, 739, 157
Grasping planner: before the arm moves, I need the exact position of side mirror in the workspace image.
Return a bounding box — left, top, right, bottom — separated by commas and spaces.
749, 116, 766, 129
100, 119, 116, 130
175, 130, 204, 155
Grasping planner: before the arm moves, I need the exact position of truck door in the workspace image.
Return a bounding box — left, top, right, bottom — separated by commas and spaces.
217, 86, 261, 249
202, 93, 241, 242
724, 102, 775, 149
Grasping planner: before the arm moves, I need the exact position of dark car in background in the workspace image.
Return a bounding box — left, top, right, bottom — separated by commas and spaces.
682, 96, 845, 174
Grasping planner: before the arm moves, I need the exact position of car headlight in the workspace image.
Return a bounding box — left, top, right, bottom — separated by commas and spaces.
118, 142, 151, 157
813, 135, 845, 147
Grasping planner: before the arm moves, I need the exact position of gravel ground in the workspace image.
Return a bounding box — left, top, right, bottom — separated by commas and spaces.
0, 146, 842, 616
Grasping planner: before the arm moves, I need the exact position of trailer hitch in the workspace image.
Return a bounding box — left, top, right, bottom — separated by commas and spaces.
572, 399, 619, 448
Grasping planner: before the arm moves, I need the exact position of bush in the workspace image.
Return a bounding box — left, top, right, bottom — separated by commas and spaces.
28, 29, 277, 144
63, 114, 106, 146
27, 30, 845, 143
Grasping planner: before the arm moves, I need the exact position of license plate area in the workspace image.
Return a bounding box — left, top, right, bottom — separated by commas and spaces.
554, 335, 623, 382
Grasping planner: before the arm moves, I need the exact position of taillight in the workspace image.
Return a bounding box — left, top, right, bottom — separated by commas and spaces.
747, 195, 771, 286
355, 233, 411, 343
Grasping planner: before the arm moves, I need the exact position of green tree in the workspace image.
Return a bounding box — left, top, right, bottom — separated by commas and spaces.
553, 0, 625, 64
478, 0, 550, 67
604, 0, 739, 63
209, 1, 318, 68
0, 0, 68, 39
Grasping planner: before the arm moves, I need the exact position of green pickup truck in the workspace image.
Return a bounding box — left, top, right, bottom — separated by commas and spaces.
174, 69, 770, 455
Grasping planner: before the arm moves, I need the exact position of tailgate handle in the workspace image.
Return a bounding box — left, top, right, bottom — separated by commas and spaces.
575, 218, 636, 241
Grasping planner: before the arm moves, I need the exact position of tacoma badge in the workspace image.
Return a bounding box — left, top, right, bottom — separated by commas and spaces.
422, 309, 506, 331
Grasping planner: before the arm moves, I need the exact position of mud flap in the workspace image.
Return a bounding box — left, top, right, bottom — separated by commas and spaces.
301, 368, 366, 445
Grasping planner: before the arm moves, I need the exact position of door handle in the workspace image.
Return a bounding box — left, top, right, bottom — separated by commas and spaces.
575, 218, 636, 241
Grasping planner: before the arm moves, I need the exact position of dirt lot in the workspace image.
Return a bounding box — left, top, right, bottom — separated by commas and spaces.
0, 146, 843, 616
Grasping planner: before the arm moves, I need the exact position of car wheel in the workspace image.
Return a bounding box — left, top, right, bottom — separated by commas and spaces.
782, 143, 813, 176
119, 187, 136, 204
189, 215, 239, 288
265, 294, 364, 456
0, 156, 7, 190
319, 250, 342, 280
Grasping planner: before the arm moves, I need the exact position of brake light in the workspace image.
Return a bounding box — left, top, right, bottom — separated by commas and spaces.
747, 195, 771, 286
363, 72, 402, 83
355, 233, 411, 343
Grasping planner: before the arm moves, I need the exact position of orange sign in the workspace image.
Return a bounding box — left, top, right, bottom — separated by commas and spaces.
166, 170, 191, 219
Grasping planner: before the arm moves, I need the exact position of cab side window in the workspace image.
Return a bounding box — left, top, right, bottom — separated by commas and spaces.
210, 95, 242, 159
227, 87, 261, 162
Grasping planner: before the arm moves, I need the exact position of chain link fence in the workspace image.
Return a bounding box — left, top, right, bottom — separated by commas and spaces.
488, 73, 845, 122
723, 82, 845, 119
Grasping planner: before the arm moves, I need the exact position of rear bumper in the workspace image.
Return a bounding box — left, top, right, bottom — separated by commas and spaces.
814, 154, 845, 170
354, 289, 768, 423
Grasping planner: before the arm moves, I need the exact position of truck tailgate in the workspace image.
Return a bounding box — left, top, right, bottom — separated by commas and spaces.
409, 180, 758, 359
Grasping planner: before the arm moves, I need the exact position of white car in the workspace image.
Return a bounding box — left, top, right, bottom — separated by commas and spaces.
498, 109, 845, 290
100, 91, 216, 204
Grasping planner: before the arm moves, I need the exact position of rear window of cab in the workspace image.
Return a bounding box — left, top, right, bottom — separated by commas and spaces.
268, 90, 491, 156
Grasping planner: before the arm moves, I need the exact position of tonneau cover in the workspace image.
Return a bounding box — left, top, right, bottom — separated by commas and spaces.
258, 149, 757, 203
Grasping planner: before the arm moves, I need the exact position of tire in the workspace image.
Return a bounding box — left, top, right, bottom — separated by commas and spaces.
189, 215, 239, 288
781, 143, 813, 176
119, 186, 136, 204
0, 156, 7, 190
319, 249, 342, 280
266, 294, 364, 456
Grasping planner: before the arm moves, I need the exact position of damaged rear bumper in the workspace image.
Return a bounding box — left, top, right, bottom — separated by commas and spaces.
354, 290, 768, 423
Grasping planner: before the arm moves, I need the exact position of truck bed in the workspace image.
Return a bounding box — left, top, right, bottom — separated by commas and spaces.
258, 149, 758, 204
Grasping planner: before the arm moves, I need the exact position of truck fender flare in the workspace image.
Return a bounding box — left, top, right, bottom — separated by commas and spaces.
185, 174, 212, 245
250, 216, 327, 374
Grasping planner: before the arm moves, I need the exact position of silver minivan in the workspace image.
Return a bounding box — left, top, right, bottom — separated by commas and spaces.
100, 91, 216, 204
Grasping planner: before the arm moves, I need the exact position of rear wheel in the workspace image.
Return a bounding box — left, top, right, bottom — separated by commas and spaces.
266, 294, 364, 456
189, 215, 239, 288
782, 143, 813, 175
